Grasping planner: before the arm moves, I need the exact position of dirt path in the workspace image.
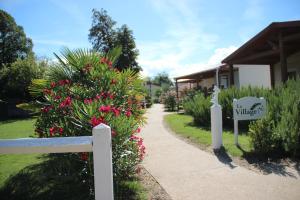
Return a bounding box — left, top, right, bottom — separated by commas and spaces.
140, 104, 300, 200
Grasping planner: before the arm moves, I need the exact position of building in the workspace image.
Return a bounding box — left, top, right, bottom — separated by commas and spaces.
174, 20, 300, 98
222, 20, 300, 87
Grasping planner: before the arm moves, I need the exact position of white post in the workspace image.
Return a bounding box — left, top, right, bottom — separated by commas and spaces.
234, 119, 238, 146
92, 123, 114, 200
210, 86, 223, 149
211, 104, 223, 149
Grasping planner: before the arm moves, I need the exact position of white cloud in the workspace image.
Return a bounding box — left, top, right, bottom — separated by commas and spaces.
138, 0, 233, 79
139, 45, 237, 79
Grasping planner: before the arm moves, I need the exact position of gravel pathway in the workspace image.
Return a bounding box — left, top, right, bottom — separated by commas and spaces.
141, 104, 300, 200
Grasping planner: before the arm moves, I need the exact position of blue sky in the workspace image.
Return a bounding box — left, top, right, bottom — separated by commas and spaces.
1, 0, 299, 78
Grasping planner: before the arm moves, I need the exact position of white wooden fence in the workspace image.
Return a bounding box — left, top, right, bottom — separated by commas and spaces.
0, 123, 114, 200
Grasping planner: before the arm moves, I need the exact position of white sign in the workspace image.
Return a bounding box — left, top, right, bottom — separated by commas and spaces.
233, 97, 266, 120
233, 96, 266, 146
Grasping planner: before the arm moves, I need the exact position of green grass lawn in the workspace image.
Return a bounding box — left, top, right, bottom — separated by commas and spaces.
0, 118, 43, 187
164, 113, 253, 157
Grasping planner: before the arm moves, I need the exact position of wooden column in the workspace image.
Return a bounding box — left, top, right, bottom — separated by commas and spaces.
149, 81, 152, 96
279, 32, 287, 83
229, 64, 234, 87
270, 64, 275, 88
175, 79, 179, 111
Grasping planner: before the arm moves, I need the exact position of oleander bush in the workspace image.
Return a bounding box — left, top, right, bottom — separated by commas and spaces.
31, 48, 146, 197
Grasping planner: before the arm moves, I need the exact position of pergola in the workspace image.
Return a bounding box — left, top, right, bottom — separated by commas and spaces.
174, 65, 229, 103
222, 20, 300, 86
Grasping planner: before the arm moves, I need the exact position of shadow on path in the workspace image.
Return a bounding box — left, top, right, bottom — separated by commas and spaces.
237, 145, 298, 178
213, 147, 237, 169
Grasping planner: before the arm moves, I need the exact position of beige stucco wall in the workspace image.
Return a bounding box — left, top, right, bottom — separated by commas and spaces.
274, 51, 300, 86
198, 77, 215, 89
234, 65, 271, 89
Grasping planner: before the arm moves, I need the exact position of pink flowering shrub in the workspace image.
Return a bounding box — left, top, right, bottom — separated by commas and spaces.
33, 48, 145, 182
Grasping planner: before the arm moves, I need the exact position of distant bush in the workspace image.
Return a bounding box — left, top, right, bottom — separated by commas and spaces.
145, 93, 153, 108
0, 58, 46, 101
182, 93, 211, 126
163, 92, 177, 111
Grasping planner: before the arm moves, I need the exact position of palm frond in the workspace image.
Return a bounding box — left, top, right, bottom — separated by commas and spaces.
29, 79, 49, 97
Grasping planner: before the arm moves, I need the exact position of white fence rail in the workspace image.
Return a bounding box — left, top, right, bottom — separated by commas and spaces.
0, 123, 114, 200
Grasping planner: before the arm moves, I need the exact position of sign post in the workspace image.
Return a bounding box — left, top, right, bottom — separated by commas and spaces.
233, 97, 266, 146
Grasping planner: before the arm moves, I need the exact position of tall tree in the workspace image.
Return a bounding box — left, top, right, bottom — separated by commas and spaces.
88, 9, 116, 53
115, 25, 140, 72
0, 10, 33, 66
152, 72, 173, 87
89, 9, 141, 72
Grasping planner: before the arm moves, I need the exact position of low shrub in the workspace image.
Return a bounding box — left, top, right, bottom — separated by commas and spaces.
249, 78, 300, 156
163, 92, 177, 111
182, 92, 211, 126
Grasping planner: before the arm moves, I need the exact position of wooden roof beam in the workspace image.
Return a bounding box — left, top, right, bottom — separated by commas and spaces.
230, 49, 279, 64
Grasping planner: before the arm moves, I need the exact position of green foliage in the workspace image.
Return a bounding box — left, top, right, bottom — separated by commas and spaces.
0, 10, 33, 66
152, 72, 173, 87
89, 9, 141, 72
249, 118, 277, 154
163, 92, 177, 111
33, 48, 145, 195
249, 79, 300, 156
0, 58, 45, 101
182, 92, 211, 126
145, 93, 153, 108
154, 88, 162, 99
182, 79, 300, 157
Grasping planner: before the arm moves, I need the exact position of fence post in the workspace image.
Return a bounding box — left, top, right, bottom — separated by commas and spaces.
92, 123, 114, 200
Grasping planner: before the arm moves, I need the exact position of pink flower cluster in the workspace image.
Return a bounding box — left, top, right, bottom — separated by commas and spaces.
130, 129, 146, 160
100, 57, 113, 68
99, 92, 114, 100
41, 105, 53, 113
125, 110, 132, 117
49, 127, 63, 137
99, 105, 111, 113
90, 116, 106, 127
58, 79, 70, 86
84, 98, 93, 104
98, 105, 121, 117
59, 96, 72, 108
83, 63, 92, 73
50, 79, 71, 89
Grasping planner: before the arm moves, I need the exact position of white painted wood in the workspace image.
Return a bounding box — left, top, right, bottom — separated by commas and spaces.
211, 104, 223, 149
233, 96, 266, 120
0, 124, 114, 200
92, 123, 114, 200
234, 119, 239, 146
0, 136, 93, 154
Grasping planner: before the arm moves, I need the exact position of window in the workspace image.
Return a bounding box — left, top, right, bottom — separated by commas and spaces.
220, 75, 229, 89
